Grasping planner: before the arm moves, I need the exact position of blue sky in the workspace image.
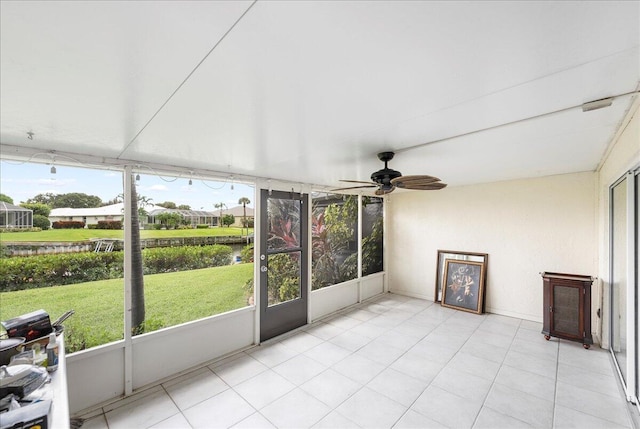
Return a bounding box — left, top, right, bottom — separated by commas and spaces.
0, 161, 255, 211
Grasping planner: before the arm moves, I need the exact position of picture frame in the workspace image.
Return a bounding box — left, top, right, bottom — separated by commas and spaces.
441, 259, 486, 314
435, 250, 488, 303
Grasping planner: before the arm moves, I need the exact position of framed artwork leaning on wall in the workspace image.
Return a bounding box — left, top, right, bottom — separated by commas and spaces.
435, 250, 488, 304
440, 258, 487, 314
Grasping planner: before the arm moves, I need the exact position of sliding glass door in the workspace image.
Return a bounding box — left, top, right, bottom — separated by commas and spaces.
609, 168, 639, 404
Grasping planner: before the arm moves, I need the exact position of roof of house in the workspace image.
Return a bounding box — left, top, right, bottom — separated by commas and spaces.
147, 208, 216, 217
49, 203, 162, 217
0, 202, 32, 212
224, 206, 255, 217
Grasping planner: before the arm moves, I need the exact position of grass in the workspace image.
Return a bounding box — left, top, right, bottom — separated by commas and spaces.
0, 227, 254, 242
0, 263, 254, 353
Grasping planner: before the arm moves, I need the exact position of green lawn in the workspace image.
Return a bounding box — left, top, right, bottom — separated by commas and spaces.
0, 263, 254, 353
0, 227, 253, 242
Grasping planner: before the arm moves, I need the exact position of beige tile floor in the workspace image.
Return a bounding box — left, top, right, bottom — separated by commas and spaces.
77, 294, 635, 429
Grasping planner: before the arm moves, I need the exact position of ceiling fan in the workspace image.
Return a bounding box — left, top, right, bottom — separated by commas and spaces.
333, 151, 447, 196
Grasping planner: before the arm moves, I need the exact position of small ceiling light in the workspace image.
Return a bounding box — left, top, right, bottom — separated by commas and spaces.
50, 165, 56, 174
188, 178, 193, 186
582, 97, 613, 112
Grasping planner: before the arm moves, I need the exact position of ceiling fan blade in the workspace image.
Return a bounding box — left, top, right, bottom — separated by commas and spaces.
391, 175, 441, 186
331, 184, 378, 191
402, 182, 448, 190
339, 179, 377, 185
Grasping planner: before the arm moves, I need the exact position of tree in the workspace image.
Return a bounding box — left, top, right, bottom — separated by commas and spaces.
54, 192, 102, 208
129, 178, 145, 335
222, 214, 235, 227
157, 201, 177, 209
25, 192, 57, 206
156, 212, 184, 229
177, 204, 191, 210
20, 202, 51, 217
214, 202, 226, 227
102, 196, 123, 206
238, 197, 251, 235
26, 192, 102, 208
0, 194, 14, 204
118, 193, 152, 220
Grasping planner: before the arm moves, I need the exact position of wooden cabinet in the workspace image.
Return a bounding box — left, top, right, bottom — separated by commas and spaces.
541, 272, 594, 349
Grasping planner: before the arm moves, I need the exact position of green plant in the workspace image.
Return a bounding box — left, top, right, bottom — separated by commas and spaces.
20, 203, 51, 217
311, 195, 357, 289
267, 253, 300, 304
0, 245, 233, 291
32, 215, 51, 230
0, 227, 42, 233
96, 220, 122, 230
222, 214, 235, 227
240, 245, 254, 263
155, 212, 184, 229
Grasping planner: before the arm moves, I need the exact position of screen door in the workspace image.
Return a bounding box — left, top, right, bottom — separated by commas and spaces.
259, 189, 308, 341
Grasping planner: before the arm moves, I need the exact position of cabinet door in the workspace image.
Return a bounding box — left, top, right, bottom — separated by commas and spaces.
551, 283, 583, 340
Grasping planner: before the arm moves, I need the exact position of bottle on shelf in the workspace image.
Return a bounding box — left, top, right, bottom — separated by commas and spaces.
46, 333, 59, 372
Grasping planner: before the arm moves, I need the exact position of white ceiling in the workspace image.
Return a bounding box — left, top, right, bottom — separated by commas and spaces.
1, 1, 638, 190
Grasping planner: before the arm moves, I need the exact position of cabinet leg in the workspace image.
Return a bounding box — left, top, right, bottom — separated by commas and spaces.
583, 344, 590, 350
544, 335, 550, 341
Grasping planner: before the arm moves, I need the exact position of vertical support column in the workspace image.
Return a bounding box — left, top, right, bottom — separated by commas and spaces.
252, 181, 262, 346
357, 195, 363, 303
625, 170, 637, 403
123, 166, 133, 395
383, 195, 389, 293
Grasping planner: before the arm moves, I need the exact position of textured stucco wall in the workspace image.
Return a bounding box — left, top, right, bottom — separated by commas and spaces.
387, 171, 597, 323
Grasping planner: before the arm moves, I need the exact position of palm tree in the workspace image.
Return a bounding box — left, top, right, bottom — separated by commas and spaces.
238, 197, 251, 235
130, 178, 145, 334
214, 202, 227, 228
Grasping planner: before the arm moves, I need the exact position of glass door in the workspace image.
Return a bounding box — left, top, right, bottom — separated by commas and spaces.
609, 167, 639, 404
610, 176, 628, 383
259, 189, 308, 341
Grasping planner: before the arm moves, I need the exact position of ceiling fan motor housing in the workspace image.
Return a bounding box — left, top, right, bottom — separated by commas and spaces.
371, 167, 402, 190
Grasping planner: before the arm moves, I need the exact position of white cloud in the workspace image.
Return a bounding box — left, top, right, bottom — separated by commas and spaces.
149, 184, 169, 192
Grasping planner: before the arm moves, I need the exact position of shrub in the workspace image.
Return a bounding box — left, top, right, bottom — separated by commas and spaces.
96, 220, 122, 230
0, 227, 42, 233
32, 214, 51, 230
196, 224, 210, 229
240, 245, 254, 263
0, 251, 123, 291
52, 221, 85, 229
0, 244, 233, 291
142, 245, 232, 274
